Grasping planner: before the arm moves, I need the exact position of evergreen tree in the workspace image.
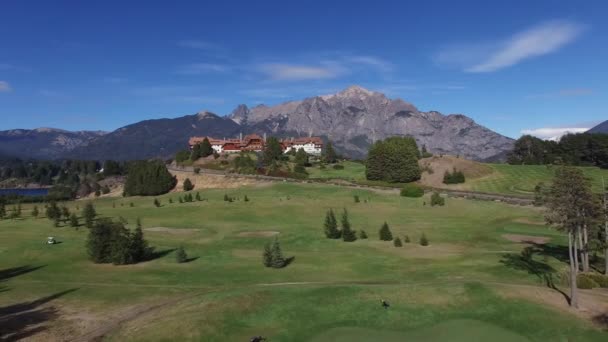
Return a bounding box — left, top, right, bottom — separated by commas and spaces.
176, 245, 188, 263
129, 218, 150, 262
31, 205, 39, 218
366, 137, 421, 183
420, 233, 429, 246
404, 235, 411, 243
359, 230, 368, 239
430, 192, 445, 206
190, 143, 202, 161
53, 216, 61, 227
169, 198, 173, 204
262, 243, 273, 267
69, 213, 79, 227
341, 209, 357, 242
46, 201, 61, 220
154, 198, 161, 207
0, 203, 5, 219
83, 202, 96, 228
195, 192, 201, 201
123, 160, 177, 196
262, 137, 283, 166
61, 206, 70, 221
354, 195, 360, 203
394, 237, 403, 247
200, 138, 214, 157
379, 222, 393, 241
183, 178, 194, 191
294, 148, 309, 166
270, 237, 286, 268
323, 209, 340, 239
244, 195, 249, 202
322, 141, 337, 164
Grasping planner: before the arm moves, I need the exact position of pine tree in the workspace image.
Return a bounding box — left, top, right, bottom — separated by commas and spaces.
323, 209, 340, 239
322, 141, 337, 164
69, 213, 79, 227
83, 202, 96, 228
263, 137, 284, 166
270, 237, 286, 268
394, 237, 403, 247
341, 209, 357, 242
61, 206, 70, 221
359, 230, 368, 239
263, 243, 273, 267
16, 203, 22, 217
46, 201, 61, 220
183, 178, 194, 191
420, 233, 429, 246
176, 245, 188, 263
195, 192, 201, 201
190, 143, 202, 161
130, 218, 149, 262
31, 205, 39, 218
379, 222, 393, 241
294, 148, 309, 166
53, 216, 61, 227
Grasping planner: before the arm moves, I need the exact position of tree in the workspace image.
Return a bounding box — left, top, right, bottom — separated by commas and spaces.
545, 167, 599, 308
359, 230, 368, 239
534, 182, 549, 206
420, 233, 429, 246
200, 138, 214, 157
294, 148, 309, 166
394, 237, 403, 247
175, 150, 191, 164
86, 218, 151, 265
130, 218, 150, 262
87, 218, 114, 263
430, 192, 445, 206
443, 169, 465, 184
379, 222, 393, 241
323, 209, 341, 239
322, 141, 337, 164
154, 198, 161, 207
69, 213, 79, 227
262, 243, 273, 267
603, 177, 608, 275
83, 202, 96, 228
31, 205, 39, 218
263, 137, 284, 166
123, 160, 177, 196
190, 143, 202, 161
0, 203, 5, 219
404, 235, 411, 243
270, 237, 286, 268
183, 178, 194, 191
244, 195, 249, 202
366, 137, 421, 183
341, 209, 357, 242
61, 206, 70, 221
195, 192, 202, 201
176, 245, 188, 263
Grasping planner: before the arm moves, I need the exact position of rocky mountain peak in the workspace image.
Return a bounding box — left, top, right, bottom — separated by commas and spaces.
196, 111, 218, 120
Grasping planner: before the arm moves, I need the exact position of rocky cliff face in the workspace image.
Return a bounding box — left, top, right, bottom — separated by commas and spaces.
230, 85, 514, 160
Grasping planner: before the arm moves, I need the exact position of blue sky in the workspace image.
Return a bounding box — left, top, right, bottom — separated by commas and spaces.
1, 0, 607, 139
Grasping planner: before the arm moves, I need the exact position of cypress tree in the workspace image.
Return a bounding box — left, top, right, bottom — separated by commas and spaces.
379, 222, 393, 241
270, 237, 286, 268
83, 202, 96, 228
323, 209, 340, 239
341, 209, 357, 242
394, 237, 403, 247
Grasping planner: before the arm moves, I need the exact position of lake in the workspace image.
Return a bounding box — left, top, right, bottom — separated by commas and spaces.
0, 188, 49, 196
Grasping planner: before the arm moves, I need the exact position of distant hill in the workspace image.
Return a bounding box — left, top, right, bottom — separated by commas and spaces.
587, 120, 608, 134
0, 128, 106, 160
0, 86, 515, 161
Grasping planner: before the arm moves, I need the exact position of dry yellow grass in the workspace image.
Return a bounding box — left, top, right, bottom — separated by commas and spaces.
419, 155, 494, 188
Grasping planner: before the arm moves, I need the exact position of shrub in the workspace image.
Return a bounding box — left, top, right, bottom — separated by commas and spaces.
176, 246, 188, 263
430, 192, 445, 206
153, 198, 161, 207
577, 274, 599, 289
130, 202, 134, 207
443, 169, 465, 184
583, 273, 608, 288
183, 178, 194, 191
379, 222, 393, 241
194, 167, 201, 174
354, 195, 360, 203
400, 184, 424, 198
332, 164, 344, 170
420, 233, 429, 246
244, 195, 249, 202
404, 235, 411, 243
359, 230, 368, 239
169, 198, 173, 204
394, 237, 403, 247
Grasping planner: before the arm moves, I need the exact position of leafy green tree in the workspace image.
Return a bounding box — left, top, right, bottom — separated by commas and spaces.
323, 209, 341, 239
359, 230, 368, 239
183, 178, 194, 191
394, 237, 403, 247
420, 233, 429, 246
366, 137, 421, 183
31, 205, 39, 218
176, 245, 188, 263
341, 209, 357, 242
200, 138, 214, 157
379, 222, 393, 241
83, 202, 96, 228
263, 137, 283, 166
69, 213, 79, 227
322, 141, 337, 164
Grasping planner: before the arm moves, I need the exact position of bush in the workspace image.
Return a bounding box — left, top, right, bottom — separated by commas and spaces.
379, 222, 393, 241
582, 273, 608, 288
400, 184, 424, 198
332, 164, 344, 170
430, 192, 445, 206
244, 195, 249, 202
183, 178, 194, 191
153, 198, 161, 207
194, 167, 201, 174
359, 230, 368, 239
443, 169, 466, 184
354, 195, 360, 203
577, 274, 599, 289
176, 245, 188, 263
404, 235, 411, 243
420, 233, 429, 246
394, 237, 403, 247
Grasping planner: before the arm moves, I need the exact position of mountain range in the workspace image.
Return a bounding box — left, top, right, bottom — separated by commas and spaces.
0, 86, 516, 161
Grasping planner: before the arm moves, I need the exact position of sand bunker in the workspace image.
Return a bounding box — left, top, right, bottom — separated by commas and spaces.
236, 231, 279, 237
145, 227, 199, 235
502, 234, 550, 244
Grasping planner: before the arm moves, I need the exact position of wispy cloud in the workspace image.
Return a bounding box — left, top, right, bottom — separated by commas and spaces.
347, 56, 393, 72
0, 81, 11, 92
435, 20, 584, 73
526, 87, 594, 99
521, 126, 590, 140
176, 63, 230, 75
257, 63, 346, 81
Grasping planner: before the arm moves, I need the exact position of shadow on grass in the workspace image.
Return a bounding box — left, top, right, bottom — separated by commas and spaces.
145, 248, 176, 261
284, 256, 295, 267
183, 256, 200, 263
0, 288, 78, 341
593, 313, 608, 330
500, 246, 571, 305
0, 265, 46, 282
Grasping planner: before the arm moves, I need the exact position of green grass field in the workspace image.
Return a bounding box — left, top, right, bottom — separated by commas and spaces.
1, 182, 607, 341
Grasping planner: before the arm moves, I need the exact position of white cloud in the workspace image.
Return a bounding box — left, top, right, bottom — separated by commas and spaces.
176, 63, 229, 75
0, 81, 11, 92
521, 127, 590, 140
347, 56, 393, 72
435, 20, 584, 73
257, 63, 345, 81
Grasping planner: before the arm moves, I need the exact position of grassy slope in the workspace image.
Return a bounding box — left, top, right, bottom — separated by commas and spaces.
0, 183, 606, 341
